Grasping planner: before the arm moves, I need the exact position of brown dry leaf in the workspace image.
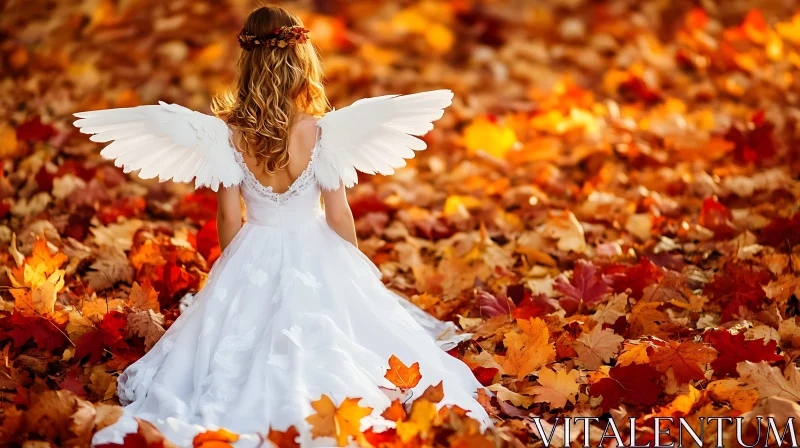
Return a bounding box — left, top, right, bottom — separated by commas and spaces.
736, 362, 800, 402
85, 245, 134, 291
125, 309, 166, 352
23, 390, 95, 446
487, 383, 535, 408
572, 325, 624, 370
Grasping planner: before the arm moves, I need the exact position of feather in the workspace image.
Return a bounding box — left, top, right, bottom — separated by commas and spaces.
314, 89, 453, 191
73, 103, 243, 192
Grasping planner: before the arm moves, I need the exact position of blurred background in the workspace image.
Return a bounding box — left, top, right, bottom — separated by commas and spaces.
2, 0, 800, 446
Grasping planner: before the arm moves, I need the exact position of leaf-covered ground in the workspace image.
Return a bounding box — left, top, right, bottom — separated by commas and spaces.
1, 0, 800, 447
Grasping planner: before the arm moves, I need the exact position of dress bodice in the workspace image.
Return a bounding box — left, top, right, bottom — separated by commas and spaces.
229, 128, 324, 228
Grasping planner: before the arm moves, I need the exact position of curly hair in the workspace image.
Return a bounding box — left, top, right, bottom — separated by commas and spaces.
211, 5, 330, 175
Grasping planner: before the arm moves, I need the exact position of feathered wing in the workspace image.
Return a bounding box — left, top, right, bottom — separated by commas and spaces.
73, 102, 243, 192
314, 89, 454, 191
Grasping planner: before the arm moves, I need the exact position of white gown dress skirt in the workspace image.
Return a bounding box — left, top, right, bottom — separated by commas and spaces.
87, 122, 493, 447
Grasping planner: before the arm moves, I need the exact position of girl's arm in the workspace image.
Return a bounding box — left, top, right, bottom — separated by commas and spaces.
217, 185, 243, 251
321, 182, 358, 248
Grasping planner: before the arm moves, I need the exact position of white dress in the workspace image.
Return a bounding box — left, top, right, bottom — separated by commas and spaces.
74, 90, 492, 447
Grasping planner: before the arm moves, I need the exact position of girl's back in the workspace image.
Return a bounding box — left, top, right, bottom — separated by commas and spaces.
232, 115, 319, 195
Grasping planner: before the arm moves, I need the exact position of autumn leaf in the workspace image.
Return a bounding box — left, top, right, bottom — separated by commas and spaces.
396, 398, 438, 443
267, 425, 300, 448
736, 361, 800, 402
193, 428, 239, 447
463, 116, 517, 159
125, 309, 166, 352
477, 291, 513, 318
648, 340, 717, 383
384, 355, 422, 389
603, 257, 663, 300
381, 399, 407, 422
554, 260, 611, 313
705, 262, 772, 322
572, 325, 623, 370
305, 395, 373, 447
74, 311, 130, 364
126, 281, 160, 313
706, 329, 782, 377
527, 368, 580, 409
494, 317, 555, 378
590, 364, 664, 412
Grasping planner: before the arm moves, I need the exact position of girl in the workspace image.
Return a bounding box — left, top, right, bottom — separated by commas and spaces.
75, 5, 492, 447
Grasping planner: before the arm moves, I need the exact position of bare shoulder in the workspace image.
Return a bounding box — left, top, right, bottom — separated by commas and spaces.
293, 115, 320, 145
289, 115, 320, 158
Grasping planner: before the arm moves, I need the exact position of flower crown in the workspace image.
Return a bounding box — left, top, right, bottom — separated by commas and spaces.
237, 25, 309, 50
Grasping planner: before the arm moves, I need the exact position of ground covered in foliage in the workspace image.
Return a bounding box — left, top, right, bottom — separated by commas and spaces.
1, 0, 800, 447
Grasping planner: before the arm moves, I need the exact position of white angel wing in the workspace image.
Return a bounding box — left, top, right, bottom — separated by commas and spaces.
314, 89, 454, 191
73, 102, 243, 192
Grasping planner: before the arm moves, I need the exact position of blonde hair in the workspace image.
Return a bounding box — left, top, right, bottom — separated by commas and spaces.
212, 5, 330, 174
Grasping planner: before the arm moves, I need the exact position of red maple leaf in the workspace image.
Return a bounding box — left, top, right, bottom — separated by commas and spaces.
472, 366, 499, 386
512, 292, 557, 320
706, 329, 782, 377
56, 367, 87, 396
197, 219, 221, 264
760, 212, 800, 248
603, 257, 664, 300
699, 197, 737, 239
97, 197, 146, 225
704, 262, 771, 322
16, 115, 57, 142
74, 311, 130, 365
723, 115, 778, 165
555, 259, 611, 313
590, 364, 664, 412
0, 313, 67, 351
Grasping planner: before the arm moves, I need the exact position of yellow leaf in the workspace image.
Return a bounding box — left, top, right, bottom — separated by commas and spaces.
30, 269, 64, 315
425, 23, 454, 53
463, 117, 517, 159
443, 195, 482, 216
526, 368, 580, 409
396, 398, 437, 442
305, 395, 372, 447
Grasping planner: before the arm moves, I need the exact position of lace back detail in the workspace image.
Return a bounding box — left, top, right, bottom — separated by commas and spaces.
228, 124, 321, 204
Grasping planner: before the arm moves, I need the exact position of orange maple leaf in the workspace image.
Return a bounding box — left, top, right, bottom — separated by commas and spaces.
305, 395, 373, 447
649, 340, 717, 383
381, 399, 407, 422
494, 317, 555, 378
267, 425, 300, 448
192, 428, 239, 447
384, 354, 422, 389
